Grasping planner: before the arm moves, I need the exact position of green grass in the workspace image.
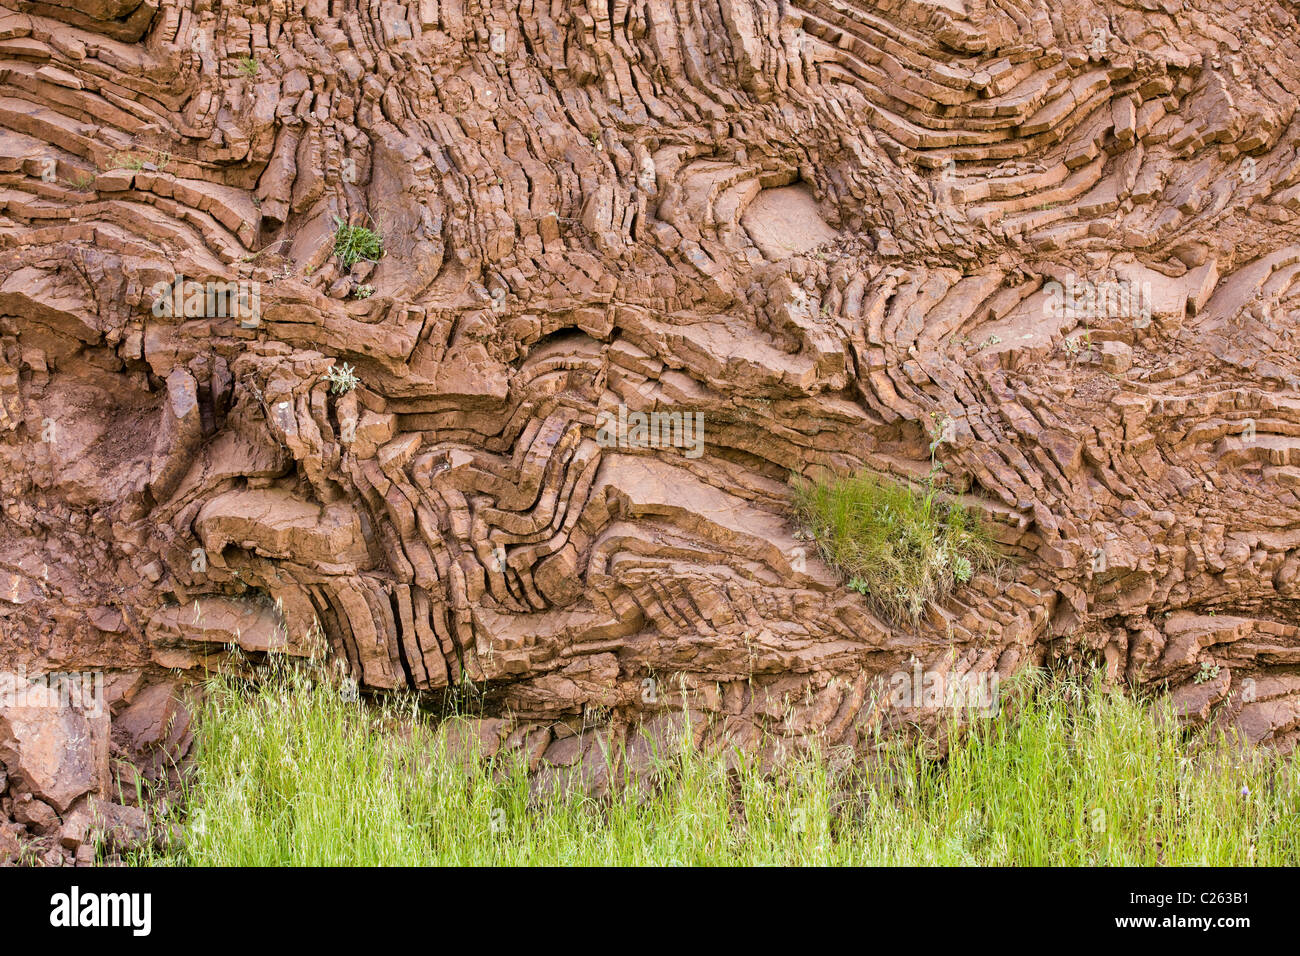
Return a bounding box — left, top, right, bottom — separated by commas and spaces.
132, 667, 1299, 866
110, 153, 146, 172
791, 468, 999, 624
109, 150, 171, 173
332, 217, 383, 269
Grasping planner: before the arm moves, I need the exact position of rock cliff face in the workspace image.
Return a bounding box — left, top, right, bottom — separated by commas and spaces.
2, 0, 1300, 815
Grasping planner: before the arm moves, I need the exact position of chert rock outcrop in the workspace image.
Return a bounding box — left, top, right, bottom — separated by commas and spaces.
1, 0, 1300, 806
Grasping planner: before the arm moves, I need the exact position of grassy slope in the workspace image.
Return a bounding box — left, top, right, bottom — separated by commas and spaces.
137, 668, 1299, 866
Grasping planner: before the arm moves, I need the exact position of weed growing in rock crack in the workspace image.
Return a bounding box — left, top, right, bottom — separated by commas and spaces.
110, 149, 171, 173
235, 56, 259, 77
323, 362, 360, 394
1063, 330, 1092, 359
790, 427, 998, 623
332, 216, 384, 269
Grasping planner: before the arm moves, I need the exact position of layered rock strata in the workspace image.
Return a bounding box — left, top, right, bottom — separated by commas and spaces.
0, 0, 1299, 810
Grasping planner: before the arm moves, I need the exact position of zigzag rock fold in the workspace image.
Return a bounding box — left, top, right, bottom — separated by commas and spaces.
2, 0, 1300, 815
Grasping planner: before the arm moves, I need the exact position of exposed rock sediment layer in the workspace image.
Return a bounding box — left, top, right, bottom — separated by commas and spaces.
2, 0, 1300, 803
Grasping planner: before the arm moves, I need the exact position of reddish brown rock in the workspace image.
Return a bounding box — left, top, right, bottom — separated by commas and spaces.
0, 0, 1298, 796
110, 682, 192, 790
0, 678, 108, 813
0, 823, 19, 865
12, 792, 58, 834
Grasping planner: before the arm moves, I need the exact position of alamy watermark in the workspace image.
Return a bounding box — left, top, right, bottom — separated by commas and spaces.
0, 666, 104, 718
50, 886, 150, 936
595, 404, 705, 459
150, 274, 262, 327
888, 662, 999, 716
1044, 275, 1152, 328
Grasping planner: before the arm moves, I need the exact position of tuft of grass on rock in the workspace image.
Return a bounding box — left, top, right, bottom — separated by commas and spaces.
133, 668, 1300, 866
111, 153, 146, 172
332, 216, 383, 269
107, 150, 172, 175
791, 468, 998, 623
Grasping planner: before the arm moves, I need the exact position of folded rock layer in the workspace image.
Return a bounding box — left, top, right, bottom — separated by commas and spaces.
1, 0, 1299, 792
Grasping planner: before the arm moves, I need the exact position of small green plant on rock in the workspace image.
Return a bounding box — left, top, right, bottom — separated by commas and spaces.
332, 216, 384, 269
1063, 331, 1091, 358
791, 419, 998, 623
111, 152, 146, 171
109, 149, 171, 173
236, 56, 260, 77
323, 362, 360, 394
